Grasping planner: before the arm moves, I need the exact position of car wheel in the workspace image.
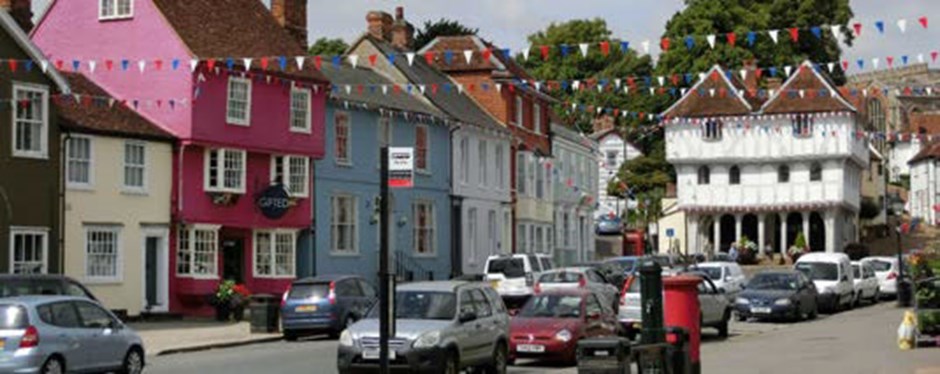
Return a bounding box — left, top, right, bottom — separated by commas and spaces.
872, 288, 880, 303
735, 312, 747, 322
718, 310, 730, 338
41, 357, 64, 374
284, 331, 299, 341
485, 342, 508, 374
808, 303, 818, 320
121, 348, 144, 374
443, 350, 459, 374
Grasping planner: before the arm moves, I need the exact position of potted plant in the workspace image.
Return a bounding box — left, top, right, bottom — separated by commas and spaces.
787, 232, 808, 262
736, 236, 759, 265
209, 280, 251, 322
230, 284, 252, 322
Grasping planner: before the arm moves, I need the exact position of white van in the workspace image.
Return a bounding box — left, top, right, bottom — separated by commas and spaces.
484, 254, 554, 310
794, 253, 854, 312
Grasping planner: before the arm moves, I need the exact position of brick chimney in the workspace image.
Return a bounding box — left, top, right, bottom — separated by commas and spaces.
366, 10, 393, 41
766, 77, 783, 91
390, 6, 414, 50
742, 59, 759, 93
0, 0, 33, 33
271, 0, 308, 49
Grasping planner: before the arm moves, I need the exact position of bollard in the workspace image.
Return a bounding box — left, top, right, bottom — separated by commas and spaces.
663, 275, 701, 374
639, 260, 665, 345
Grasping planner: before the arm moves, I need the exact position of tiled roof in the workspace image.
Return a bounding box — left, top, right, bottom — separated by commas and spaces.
910, 141, 940, 164
57, 73, 175, 141
152, 0, 327, 82
761, 62, 856, 114
662, 66, 753, 118
320, 65, 444, 117
419, 35, 533, 80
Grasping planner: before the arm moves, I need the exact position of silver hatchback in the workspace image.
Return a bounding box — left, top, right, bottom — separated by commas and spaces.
0, 296, 145, 374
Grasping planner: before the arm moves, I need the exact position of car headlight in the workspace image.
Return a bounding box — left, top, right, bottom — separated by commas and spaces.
735, 297, 750, 305
554, 329, 572, 342
339, 330, 354, 347
413, 331, 441, 348
774, 298, 791, 306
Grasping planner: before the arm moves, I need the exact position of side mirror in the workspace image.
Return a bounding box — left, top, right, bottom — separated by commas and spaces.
459, 311, 477, 324
841, 275, 849, 282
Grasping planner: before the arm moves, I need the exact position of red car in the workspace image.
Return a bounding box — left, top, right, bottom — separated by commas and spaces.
509, 289, 620, 365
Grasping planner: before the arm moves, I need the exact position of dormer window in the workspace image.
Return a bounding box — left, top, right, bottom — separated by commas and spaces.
703, 120, 723, 140
99, 0, 133, 20
792, 114, 813, 137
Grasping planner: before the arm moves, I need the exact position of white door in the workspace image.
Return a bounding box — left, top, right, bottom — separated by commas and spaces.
142, 228, 169, 313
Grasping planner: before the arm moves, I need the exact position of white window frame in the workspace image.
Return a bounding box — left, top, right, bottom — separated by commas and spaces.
204, 148, 246, 194
514, 96, 524, 127
413, 201, 436, 257
516, 153, 527, 195
176, 225, 219, 279
252, 229, 296, 278
9, 227, 49, 274
536, 158, 545, 199
415, 124, 430, 173
460, 137, 470, 185
533, 103, 542, 135
66, 135, 94, 189
99, 0, 133, 20
123, 141, 148, 193
334, 111, 351, 165
289, 87, 312, 133
83, 225, 122, 283
478, 140, 487, 187
330, 195, 359, 255
516, 223, 527, 253
495, 144, 505, 190
467, 208, 477, 264
226, 77, 252, 126
271, 155, 309, 197
12, 83, 50, 159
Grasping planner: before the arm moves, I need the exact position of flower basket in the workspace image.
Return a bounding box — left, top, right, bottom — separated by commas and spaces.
209, 280, 252, 322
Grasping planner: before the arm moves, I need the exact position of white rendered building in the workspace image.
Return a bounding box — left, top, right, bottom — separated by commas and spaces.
592, 129, 643, 217
909, 142, 940, 225
552, 123, 598, 266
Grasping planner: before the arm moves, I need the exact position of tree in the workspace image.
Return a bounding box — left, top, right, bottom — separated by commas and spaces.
414, 19, 479, 50
656, 0, 854, 84
610, 145, 673, 198
308, 37, 348, 56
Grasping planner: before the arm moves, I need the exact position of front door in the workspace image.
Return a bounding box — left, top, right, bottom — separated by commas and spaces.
143, 228, 169, 312
222, 239, 244, 283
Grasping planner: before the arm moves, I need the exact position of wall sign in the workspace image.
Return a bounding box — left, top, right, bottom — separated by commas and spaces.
257, 184, 292, 219
389, 147, 414, 188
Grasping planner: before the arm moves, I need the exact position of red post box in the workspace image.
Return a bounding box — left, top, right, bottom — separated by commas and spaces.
663, 275, 701, 373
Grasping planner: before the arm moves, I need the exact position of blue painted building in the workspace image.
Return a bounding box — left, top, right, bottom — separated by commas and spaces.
298, 65, 452, 282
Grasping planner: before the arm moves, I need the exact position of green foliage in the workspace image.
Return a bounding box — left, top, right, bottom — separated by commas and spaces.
793, 232, 807, 249
614, 145, 673, 196
414, 19, 479, 50
308, 37, 349, 57
656, 0, 854, 85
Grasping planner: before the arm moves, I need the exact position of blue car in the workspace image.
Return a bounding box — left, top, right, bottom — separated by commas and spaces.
281, 275, 377, 340
595, 216, 623, 235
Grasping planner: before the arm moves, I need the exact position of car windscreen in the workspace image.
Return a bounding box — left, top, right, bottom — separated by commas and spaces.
288, 283, 330, 300
539, 271, 582, 283
0, 305, 28, 329
518, 295, 582, 319
608, 259, 636, 273
868, 260, 892, 272
0, 279, 62, 298
369, 291, 455, 320
852, 265, 861, 279
747, 274, 799, 291
649, 256, 672, 268
487, 258, 526, 278
696, 267, 722, 281
795, 262, 839, 281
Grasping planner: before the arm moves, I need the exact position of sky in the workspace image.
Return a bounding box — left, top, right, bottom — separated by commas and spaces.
30, 0, 940, 70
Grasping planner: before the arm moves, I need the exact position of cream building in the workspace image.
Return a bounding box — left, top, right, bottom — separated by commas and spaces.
59, 74, 175, 317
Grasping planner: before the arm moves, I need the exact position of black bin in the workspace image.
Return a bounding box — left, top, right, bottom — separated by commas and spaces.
250, 294, 280, 333
577, 337, 631, 374
665, 327, 692, 374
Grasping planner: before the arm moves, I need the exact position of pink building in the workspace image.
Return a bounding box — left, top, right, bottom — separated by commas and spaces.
33, 0, 327, 316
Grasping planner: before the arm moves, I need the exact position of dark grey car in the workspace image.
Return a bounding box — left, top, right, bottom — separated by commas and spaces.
0, 275, 97, 301
281, 275, 376, 340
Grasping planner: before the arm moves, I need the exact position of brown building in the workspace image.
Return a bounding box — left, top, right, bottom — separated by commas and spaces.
0, 10, 70, 274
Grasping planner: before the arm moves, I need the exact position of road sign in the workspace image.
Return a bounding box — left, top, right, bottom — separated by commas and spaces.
666, 228, 675, 238
388, 147, 413, 188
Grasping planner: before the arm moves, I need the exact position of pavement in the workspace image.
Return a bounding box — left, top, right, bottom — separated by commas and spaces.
129, 320, 281, 357
142, 300, 940, 374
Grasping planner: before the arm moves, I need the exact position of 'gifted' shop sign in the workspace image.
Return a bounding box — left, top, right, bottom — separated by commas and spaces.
257, 184, 292, 219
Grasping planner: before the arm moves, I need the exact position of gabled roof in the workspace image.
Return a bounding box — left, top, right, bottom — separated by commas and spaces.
320, 65, 445, 118
0, 11, 69, 93
661, 65, 753, 118
57, 73, 175, 142
589, 128, 643, 153
909, 141, 940, 165
761, 61, 856, 114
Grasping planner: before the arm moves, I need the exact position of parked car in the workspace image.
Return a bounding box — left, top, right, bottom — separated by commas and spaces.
0, 296, 145, 374
535, 267, 620, 311
734, 271, 818, 322
861, 256, 903, 298
281, 275, 377, 340
602, 256, 641, 287
484, 254, 554, 310
690, 262, 747, 296
337, 281, 510, 374
851, 261, 880, 305
0, 274, 98, 301
618, 272, 731, 340
595, 215, 623, 235
509, 289, 620, 365
794, 252, 854, 312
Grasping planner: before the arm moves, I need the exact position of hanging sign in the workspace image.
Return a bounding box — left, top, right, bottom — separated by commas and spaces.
257, 184, 292, 219
389, 147, 414, 188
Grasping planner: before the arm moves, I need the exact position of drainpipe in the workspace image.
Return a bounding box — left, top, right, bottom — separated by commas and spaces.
309, 160, 317, 277
448, 125, 462, 278
177, 142, 188, 215
58, 131, 71, 274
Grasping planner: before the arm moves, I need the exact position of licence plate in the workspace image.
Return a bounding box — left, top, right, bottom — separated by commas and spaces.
295, 305, 318, 313
0, 338, 4, 350
490, 281, 500, 289
517, 344, 545, 353
751, 307, 772, 314
362, 349, 396, 360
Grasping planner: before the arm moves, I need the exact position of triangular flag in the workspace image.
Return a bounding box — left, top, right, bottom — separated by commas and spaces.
242, 58, 252, 71
784, 65, 792, 76
521, 47, 531, 61
810, 26, 822, 39
842, 60, 849, 71
827, 62, 835, 73
423, 51, 434, 65
40, 60, 48, 73
368, 54, 377, 66
495, 83, 502, 93
684, 36, 694, 50
706, 34, 716, 49
746, 31, 757, 46
137, 60, 146, 73
919, 53, 926, 63
919, 16, 928, 29
887, 56, 894, 68
348, 55, 359, 68
88, 60, 96, 73
579, 43, 589, 57
875, 21, 884, 34
739, 69, 747, 81
830, 25, 842, 40
932, 51, 939, 63
660, 37, 670, 51
872, 57, 880, 69
381, 85, 388, 95
295, 56, 305, 70
856, 59, 864, 69
190, 59, 199, 72
726, 32, 736, 47
799, 90, 805, 98
540, 45, 550, 60
641, 40, 651, 54
768, 29, 779, 44
620, 41, 630, 53
788, 28, 799, 42
406, 52, 415, 66
898, 19, 908, 33
599, 41, 610, 56
463, 50, 473, 64
853, 22, 862, 36
902, 55, 909, 65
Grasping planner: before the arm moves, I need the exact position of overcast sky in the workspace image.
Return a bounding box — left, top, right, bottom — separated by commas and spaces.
32, 0, 939, 69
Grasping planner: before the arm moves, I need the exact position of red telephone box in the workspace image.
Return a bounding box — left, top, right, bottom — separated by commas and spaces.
623, 230, 644, 256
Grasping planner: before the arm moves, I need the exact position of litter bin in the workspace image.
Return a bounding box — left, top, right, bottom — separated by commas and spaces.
577, 337, 631, 374
666, 327, 691, 374
898, 279, 913, 308
250, 294, 280, 333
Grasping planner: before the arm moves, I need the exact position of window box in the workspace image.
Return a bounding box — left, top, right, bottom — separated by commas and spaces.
204, 148, 246, 194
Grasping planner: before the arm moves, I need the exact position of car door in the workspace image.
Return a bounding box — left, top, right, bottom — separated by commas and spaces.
74, 300, 126, 370
357, 279, 378, 317
470, 289, 498, 364
40, 302, 88, 371
697, 279, 720, 325
797, 274, 816, 312
863, 264, 877, 297
456, 289, 481, 363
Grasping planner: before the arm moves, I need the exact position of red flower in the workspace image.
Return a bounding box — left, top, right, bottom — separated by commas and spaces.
233, 284, 252, 298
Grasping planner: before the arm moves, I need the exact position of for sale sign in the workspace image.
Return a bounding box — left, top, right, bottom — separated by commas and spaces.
389, 147, 414, 188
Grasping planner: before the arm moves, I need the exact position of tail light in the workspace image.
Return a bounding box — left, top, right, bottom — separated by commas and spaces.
886, 272, 897, 280
620, 277, 634, 306
281, 290, 289, 308
578, 275, 587, 288
534, 282, 542, 294
328, 281, 337, 305
20, 326, 39, 348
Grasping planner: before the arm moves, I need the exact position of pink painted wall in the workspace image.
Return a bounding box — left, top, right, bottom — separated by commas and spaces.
31, 0, 193, 137
193, 71, 326, 157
